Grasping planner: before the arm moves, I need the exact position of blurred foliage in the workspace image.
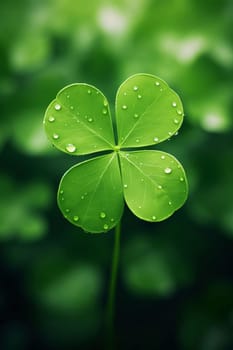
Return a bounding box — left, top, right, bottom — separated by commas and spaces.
0, 0, 233, 349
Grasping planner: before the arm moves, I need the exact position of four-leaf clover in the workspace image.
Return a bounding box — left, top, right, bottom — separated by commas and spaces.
43, 74, 188, 233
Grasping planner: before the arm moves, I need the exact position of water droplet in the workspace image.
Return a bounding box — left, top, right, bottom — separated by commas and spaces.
65, 209, 70, 213
87, 89, 91, 94
125, 153, 130, 157
177, 109, 182, 115
134, 113, 139, 118
60, 190, 64, 194
160, 88, 163, 91
61, 197, 64, 201
155, 81, 160, 86
137, 94, 142, 99
152, 215, 157, 220
174, 118, 179, 124
48, 116, 55, 122
124, 184, 128, 188
66, 144, 76, 153
154, 137, 159, 142
53, 133, 59, 139
88, 117, 93, 122
174, 131, 179, 136
54, 103, 61, 111
73, 216, 79, 221
180, 177, 184, 182
102, 109, 107, 115
158, 185, 162, 189
96, 91, 100, 95
168, 201, 172, 205
103, 224, 109, 230
123, 92, 127, 96
110, 218, 114, 222
140, 178, 144, 182
66, 94, 70, 99
164, 167, 172, 174
122, 105, 127, 110
100, 212, 106, 219
168, 131, 172, 136
133, 86, 138, 91
103, 100, 108, 106
138, 205, 142, 209
136, 139, 140, 143
81, 195, 84, 200
172, 102, 177, 107
161, 155, 165, 160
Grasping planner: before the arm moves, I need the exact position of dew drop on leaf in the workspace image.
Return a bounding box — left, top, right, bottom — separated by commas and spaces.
70, 106, 74, 110
137, 94, 142, 99
100, 212, 106, 218
73, 216, 79, 221
87, 89, 91, 94
48, 116, 55, 122
124, 184, 128, 188
53, 133, 59, 139
174, 118, 179, 124
154, 137, 159, 142
133, 86, 138, 91
161, 155, 165, 160
103, 224, 109, 230
66, 144, 76, 153
134, 113, 139, 118
172, 102, 177, 107
152, 215, 157, 220
155, 81, 160, 86
180, 177, 184, 182
168, 201, 172, 205
54, 103, 61, 111
164, 167, 172, 174
158, 185, 162, 189
102, 109, 107, 115
122, 105, 128, 110
88, 117, 93, 122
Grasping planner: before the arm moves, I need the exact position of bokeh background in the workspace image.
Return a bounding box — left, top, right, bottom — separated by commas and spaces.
1, 0, 233, 349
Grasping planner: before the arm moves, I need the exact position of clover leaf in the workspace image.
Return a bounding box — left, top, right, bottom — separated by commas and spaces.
44, 74, 188, 233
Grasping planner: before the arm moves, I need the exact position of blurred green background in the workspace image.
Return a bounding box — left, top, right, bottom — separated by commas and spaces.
1, 0, 233, 349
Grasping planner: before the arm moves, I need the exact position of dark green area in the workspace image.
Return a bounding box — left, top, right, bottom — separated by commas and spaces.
0, 0, 233, 349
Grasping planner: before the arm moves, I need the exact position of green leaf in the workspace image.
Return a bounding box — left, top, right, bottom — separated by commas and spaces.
44, 84, 115, 155
119, 150, 188, 221
57, 153, 124, 233
115, 74, 184, 148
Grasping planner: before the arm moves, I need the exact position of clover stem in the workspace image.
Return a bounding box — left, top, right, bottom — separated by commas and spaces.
106, 219, 121, 349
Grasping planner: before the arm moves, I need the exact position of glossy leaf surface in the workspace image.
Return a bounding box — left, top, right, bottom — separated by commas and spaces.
57, 153, 124, 233
44, 84, 115, 155
119, 150, 188, 221
115, 74, 184, 148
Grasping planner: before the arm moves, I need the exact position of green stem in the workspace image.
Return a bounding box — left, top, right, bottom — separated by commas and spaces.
106, 220, 121, 349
